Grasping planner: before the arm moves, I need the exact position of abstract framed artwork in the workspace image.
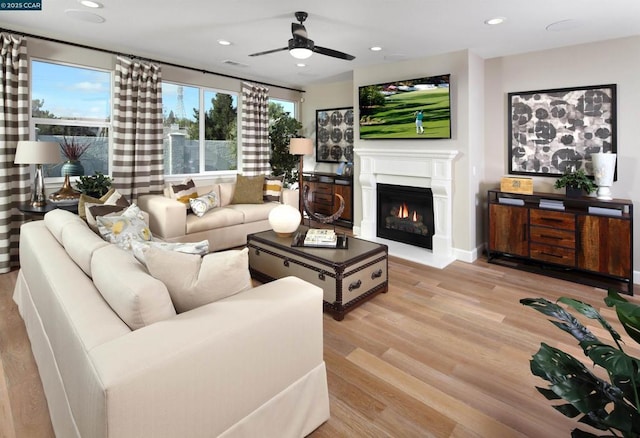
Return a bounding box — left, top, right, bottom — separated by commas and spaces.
316, 107, 354, 163
508, 84, 616, 177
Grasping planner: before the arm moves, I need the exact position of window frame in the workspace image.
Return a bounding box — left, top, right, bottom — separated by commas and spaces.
30, 57, 113, 183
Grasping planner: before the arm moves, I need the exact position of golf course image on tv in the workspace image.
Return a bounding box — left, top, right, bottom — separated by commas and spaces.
359, 74, 451, 139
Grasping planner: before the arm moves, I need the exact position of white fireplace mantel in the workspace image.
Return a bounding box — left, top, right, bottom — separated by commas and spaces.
354, 147, 459, 269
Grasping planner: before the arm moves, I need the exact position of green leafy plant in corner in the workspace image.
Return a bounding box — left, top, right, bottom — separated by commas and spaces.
554, 168, 598, 194
75, 172, 112, 198
521, 290, 640, 437
268, 107, 303, 187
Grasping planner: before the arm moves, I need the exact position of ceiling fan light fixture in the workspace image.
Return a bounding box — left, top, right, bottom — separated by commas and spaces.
290, 48, 313, 59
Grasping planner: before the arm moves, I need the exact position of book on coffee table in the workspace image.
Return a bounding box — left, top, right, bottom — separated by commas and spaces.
291, 230, 348, 249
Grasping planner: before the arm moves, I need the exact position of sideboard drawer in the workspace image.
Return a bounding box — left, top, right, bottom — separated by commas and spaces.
530, 243, 575, 266
529, 226, 575, 248
530, 209, 575, 230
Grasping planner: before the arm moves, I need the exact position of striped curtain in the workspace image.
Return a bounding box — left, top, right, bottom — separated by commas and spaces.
112, 56, 164, 202
0, 33, 29, 273
241, 82, 270, 176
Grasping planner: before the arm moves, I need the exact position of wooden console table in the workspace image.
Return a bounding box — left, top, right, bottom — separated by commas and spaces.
302, 172, 353, 228
487, 189, 633, 294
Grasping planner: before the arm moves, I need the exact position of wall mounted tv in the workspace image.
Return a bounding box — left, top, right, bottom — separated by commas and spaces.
359, 74, 451, 139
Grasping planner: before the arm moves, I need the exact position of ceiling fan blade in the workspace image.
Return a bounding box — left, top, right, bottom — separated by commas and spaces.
313, 45, 356, 61
248, 47, 288, 57
291, 22, 307, 38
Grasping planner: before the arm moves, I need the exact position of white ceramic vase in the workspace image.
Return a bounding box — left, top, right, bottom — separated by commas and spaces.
268, 204, 301, 237
591, 152, 617, 200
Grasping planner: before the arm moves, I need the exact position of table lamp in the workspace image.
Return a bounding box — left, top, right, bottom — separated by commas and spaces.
14, 141, 61, 207
289, 138, 314, 221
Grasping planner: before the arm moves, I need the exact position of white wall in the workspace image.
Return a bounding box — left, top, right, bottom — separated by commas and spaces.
484, 35, 640, 272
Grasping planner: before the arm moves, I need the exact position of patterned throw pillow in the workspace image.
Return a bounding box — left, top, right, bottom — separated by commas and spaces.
83, 189, 130, 230
263, 175, 284, 203
78, 188, 116, 221
169, 178, 198, 204
188, 191, 219, 217
97, 203, 152, 250
231, 174, 265, 204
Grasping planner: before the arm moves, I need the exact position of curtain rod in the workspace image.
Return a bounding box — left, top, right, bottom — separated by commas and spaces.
1, 28, 305, 94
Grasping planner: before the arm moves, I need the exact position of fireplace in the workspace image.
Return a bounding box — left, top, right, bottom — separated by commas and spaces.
354, 147, 459, 268
377, 184, 434, 249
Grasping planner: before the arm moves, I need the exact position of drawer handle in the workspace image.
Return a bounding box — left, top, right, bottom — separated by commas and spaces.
349, 280, 362, 291
371, 269, 383, 280
540, 218, 564, 223
540, 252, 563, 258
283, 259, 290, 267
540, 234, 562, 240
318, 272, 325, 281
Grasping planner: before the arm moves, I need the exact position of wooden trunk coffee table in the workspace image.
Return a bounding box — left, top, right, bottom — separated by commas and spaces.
247, 229, 388, 321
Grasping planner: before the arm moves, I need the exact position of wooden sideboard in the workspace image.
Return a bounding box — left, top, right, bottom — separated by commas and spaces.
302, 172, 353, 228
487, 189, 634, 294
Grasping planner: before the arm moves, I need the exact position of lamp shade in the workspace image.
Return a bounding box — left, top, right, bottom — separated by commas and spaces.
14, 141, 60, 165
289, 138, 313, 156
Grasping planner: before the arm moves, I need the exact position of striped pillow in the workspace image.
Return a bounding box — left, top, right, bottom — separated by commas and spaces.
170, 178, 198, 204
263, 175, 284, 202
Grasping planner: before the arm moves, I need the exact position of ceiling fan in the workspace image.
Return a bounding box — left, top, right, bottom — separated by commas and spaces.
249, 11, 355, 61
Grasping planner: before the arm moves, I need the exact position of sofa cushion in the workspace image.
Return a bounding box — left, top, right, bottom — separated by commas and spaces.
78, 188, 116, 221
188, 191, 219, 217
185, 207, 245, 234
97, 204, 152, 250
263, 175, 284, 202
92, 244, 176, 330
170, 178, 198, 204
218, 182, 235, 207
130, 239, 209, 264
143, 247, 251, 313
61, 220, 109, 277
231, 175, 264, 204
44, 208, 87, 244
226, 202, 280, 223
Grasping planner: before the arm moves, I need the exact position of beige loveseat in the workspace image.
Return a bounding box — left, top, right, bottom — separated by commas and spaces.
13, 209, 329, 437
138, 179, 298, 252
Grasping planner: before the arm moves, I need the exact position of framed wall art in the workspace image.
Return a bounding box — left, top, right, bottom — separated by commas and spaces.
316, 107, 354, 163
508, 84, 616, 177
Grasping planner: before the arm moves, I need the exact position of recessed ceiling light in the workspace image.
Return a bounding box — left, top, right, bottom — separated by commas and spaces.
370, 46, 382, 52
65, 9, 105, 23
79, 0, 102, 8
217, 40, 231, 46
296, 63, 306, 67
485, 17, 506, 25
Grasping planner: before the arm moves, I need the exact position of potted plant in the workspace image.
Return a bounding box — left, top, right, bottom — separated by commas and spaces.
60, 136, 91, 176
268, 111, 303, 187
521, 291, 640, 437
554, 168, 597, 197
75, 171, 112, 198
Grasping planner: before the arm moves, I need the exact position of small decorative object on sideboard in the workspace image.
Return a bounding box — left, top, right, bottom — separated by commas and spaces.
591, 152, 617, 200
500, 176, 533, 194
553, 167, 597, 197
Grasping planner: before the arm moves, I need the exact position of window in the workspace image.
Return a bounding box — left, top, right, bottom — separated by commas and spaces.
162, 82, 238, 175
269, 98, 295, 122
31, 60, 111, 178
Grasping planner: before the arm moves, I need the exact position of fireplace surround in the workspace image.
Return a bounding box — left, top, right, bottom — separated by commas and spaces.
355, 148, 459, 268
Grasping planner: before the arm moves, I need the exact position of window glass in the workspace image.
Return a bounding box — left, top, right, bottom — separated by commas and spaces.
203, 90, 237, 171
162, 83, 200, 174
31, 60, 111, 178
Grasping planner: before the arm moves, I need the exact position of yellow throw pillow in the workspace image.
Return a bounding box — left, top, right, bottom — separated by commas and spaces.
231, 175, 265, 204
263, 175, 284, 202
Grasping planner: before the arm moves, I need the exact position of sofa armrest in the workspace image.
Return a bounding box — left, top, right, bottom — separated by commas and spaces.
281, 188, 298, 209
88, 276, 325, 437
137, 194, 186, 239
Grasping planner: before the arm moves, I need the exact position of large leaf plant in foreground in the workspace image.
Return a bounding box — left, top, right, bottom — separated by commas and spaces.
521, 290, 640, 437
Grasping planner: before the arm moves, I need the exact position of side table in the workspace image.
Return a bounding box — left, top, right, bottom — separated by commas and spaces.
18, 202, 78, 217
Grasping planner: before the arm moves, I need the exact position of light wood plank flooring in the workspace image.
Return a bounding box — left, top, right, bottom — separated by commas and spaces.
1, 255, 638, 437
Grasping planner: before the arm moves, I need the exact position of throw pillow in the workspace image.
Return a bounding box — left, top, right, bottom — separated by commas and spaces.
231, 174, 265, 204
169, 178, 198, 204
97, 203, 152, 250
78, 188, 115, 221
85, 202, 129, 231
188, 191, 219, 217
263, 175, 284, 203
130, 239, 209, 264
144, 247, 252, 313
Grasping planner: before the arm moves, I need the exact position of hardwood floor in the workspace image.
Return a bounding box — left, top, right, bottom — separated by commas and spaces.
1, 255, 638, 437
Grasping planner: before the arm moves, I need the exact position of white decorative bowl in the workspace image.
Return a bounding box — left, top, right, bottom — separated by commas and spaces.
268, 204, 301, 237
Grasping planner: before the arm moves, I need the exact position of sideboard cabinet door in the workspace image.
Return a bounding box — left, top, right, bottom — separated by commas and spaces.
489, 204, 529, 257
578, 215, 632, 279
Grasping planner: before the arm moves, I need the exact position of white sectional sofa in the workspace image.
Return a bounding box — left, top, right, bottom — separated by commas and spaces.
138, 179, 298, 252
13, 209, 329, 437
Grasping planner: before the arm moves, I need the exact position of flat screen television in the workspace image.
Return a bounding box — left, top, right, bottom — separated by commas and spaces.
358, 74, 451, 139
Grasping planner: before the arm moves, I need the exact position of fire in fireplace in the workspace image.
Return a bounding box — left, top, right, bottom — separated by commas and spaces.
376, 183, 434, 249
